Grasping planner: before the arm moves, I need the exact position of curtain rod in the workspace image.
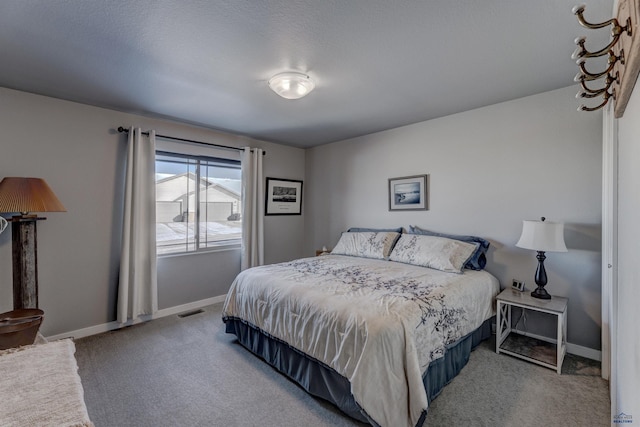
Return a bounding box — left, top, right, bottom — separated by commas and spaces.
116, 127, 265, 155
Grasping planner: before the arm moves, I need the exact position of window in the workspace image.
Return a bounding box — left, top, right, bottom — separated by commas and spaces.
155, 151, 242, 255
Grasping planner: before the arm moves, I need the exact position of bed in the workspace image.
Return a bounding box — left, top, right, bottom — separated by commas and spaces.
222, 229, 499, 427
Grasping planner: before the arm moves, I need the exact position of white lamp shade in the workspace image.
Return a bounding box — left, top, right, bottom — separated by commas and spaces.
516, 220, 567, 252
268, 72, 315, 100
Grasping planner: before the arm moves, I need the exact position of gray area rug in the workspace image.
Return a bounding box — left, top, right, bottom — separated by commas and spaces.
74, 303, 609, 427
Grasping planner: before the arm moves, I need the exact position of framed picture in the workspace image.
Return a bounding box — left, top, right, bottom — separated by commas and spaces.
265, 178, 303, 215
388, 174, 428, 211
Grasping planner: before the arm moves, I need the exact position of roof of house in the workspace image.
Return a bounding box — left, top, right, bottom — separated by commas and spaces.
156, 173, 240, 202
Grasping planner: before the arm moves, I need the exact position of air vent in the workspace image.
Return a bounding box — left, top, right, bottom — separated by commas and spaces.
177, 309, 204, 318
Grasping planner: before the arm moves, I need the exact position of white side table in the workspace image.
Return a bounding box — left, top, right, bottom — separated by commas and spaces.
496, 288, 568, 374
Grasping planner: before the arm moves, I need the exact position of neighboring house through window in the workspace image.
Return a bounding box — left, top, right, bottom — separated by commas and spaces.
155, 151, 242, 255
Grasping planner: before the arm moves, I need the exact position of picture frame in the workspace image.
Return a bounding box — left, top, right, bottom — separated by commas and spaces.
388, 174, 428, 211
265, 178, 303, 215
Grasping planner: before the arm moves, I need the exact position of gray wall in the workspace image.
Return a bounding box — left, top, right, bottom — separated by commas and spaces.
0, 87, 305, 336
305, 86, 602, 352
0, 84, 604, 354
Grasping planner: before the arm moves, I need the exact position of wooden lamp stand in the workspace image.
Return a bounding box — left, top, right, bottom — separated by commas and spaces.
0, 178, 65, 348
10, 215, 46, 309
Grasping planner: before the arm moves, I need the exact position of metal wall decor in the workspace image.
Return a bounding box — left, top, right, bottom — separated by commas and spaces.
572, 1, 640, 117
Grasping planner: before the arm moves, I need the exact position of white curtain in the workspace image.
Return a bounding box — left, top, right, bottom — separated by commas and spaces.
118, 127, 158, 323
241, 147, 264, 270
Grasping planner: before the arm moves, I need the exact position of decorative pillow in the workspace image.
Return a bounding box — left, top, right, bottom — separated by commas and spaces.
408, 225, 490, 270
347, 227, 403, 234
331, 232, 401, 260
389, 234, 479, 273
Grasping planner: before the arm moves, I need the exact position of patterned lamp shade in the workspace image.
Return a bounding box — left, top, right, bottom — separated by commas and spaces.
0, 177, 66, 214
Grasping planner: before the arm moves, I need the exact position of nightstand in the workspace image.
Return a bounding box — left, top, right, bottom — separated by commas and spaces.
496, 288, 568, 374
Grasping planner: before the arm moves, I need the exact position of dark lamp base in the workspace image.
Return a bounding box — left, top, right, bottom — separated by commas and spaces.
531, 250, 552, 299
531, 286, 551, 299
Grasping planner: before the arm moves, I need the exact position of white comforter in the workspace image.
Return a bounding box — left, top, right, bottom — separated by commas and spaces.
223, 255, 499, 427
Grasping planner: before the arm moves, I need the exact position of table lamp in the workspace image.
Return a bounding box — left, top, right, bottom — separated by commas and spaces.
515, 217, 567, 299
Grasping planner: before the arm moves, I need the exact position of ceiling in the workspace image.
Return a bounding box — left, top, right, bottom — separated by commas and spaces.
0, 0, 613, 148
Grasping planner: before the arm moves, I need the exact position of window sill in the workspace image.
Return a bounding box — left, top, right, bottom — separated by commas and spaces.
158, 244, 241, 259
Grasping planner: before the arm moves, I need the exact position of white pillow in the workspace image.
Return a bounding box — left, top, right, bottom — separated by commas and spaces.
389, 234, 479, 273
331, 232, 400, 260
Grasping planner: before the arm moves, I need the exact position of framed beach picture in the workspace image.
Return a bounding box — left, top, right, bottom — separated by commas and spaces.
388, 174, 428, 211
265, 178, 303, 215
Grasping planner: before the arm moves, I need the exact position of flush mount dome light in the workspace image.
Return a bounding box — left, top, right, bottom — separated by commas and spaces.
268, 72, 315, 100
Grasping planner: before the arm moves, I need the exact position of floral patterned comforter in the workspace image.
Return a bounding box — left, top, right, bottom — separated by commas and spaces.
222, 255, 499, 427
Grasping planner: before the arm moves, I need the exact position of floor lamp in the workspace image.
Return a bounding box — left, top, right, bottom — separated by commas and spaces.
0, 177, 66, 310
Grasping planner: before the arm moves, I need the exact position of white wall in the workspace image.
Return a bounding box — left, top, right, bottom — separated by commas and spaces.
0, 87, 305, 336
614, 78, 640, 419
305, 86, 602, 352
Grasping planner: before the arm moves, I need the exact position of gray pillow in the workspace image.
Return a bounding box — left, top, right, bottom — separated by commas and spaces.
348, 227, 403, 233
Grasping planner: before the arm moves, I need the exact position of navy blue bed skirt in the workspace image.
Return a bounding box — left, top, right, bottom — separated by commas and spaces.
223, 316, 492, 426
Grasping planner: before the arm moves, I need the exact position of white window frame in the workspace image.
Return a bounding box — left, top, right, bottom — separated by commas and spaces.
155, 150, 242, 256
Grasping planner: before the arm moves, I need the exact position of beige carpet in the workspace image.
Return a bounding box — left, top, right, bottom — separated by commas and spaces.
427, 337, 609, 426
74, 303, 610, 426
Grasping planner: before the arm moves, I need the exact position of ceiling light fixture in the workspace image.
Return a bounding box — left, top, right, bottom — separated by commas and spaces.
268, 72, 315, 100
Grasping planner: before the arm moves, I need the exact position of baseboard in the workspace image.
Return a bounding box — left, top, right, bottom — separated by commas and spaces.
567, 342, 602, 361
154, 294, 227, 318
512, 330, 602, 361
45, 295, 227, 342
48, 295, 602, 362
